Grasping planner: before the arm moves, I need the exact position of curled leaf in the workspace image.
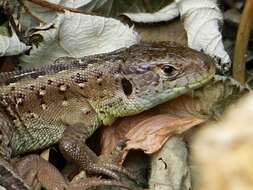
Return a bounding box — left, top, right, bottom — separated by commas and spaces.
0, 26, 30, 56
20, 11, 139, 68
101, 112, 204, 164
176, 0, 231, 72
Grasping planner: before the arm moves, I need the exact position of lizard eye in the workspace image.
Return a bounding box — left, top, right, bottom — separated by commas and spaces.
161, 65, 176, 75
160, 64, 180, 80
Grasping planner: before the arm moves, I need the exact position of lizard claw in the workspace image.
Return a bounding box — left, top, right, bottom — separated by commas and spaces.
88, 162, 137, 181
86, 163, 121, 180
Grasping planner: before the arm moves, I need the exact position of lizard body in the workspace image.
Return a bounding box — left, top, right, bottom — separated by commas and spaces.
0, 42, 215, 189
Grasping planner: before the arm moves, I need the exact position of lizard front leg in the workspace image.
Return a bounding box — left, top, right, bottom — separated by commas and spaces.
49, 95, 138, 183
59, 123, 137, 182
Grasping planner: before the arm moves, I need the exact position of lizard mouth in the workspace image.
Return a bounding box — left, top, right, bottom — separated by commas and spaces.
187, 63, 215, 89
165, 62, 215, 98
137, 62, 216, 112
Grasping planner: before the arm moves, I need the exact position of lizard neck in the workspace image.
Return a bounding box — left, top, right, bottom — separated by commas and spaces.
89, 98, 143, 126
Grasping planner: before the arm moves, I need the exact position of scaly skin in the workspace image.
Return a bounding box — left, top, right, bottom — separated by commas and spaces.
0, 42, 215, 189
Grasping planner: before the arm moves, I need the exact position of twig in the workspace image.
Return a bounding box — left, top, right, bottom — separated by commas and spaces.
232, 0, 253, 84
27, 0, 94, 15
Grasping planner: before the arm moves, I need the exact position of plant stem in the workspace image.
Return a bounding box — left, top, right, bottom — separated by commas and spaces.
232, 0, 253, 84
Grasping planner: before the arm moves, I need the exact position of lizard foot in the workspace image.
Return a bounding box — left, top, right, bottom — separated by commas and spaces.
13, 154, 140, 190
59, 137, 138, 184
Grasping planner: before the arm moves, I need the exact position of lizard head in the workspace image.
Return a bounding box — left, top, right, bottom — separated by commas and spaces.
92, 43, 216, 125
120, 48, 215, 112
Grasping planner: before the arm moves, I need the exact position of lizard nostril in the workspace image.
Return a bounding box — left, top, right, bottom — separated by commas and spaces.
121, 78, 133, 96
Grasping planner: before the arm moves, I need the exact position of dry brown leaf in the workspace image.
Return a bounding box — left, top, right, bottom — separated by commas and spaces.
100, 96, 205, 164
100, 110, 157, 155
123, 114, 203, 154
113, 114, 203, 163
100, 93, 205, 156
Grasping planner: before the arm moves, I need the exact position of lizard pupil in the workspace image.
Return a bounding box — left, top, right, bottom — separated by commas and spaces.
162, 65, 175, 74
121, 78, 132, 96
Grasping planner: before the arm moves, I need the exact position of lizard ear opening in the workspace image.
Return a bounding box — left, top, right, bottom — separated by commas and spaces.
121, 78, 133, 96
